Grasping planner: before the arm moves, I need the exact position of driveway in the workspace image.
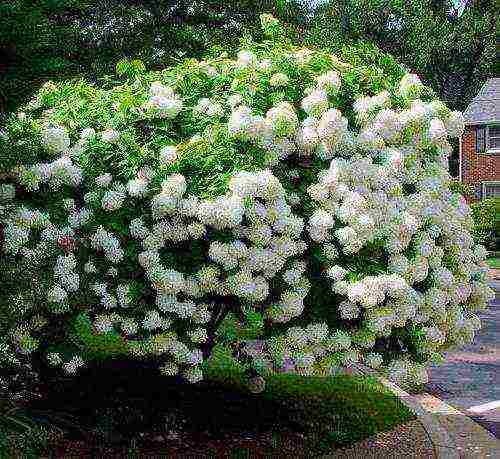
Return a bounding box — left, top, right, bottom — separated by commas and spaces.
425, 279, 500, 439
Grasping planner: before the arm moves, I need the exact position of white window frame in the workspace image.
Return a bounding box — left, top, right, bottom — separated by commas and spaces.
486, 125, 500, 154
482, 181, 500, 199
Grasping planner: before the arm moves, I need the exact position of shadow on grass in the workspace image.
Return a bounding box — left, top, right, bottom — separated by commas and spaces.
22, 352, 415, 456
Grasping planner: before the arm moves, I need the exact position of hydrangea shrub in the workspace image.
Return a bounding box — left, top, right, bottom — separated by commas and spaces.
0, 15, 494, 391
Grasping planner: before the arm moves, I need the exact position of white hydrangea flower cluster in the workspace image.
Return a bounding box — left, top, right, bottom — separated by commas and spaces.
145, 82, 183, 119
236, 50, 258, 68
353, 90, 391, 125
316, 70, 341, 94
42, 125, 71, 154
53, 253, 80, 295
90, 226, 124, 263
1, 21, 492, 391
159, 145, 178, 165
62, 355, 85, 375
101, 184, 127, 211
101, 128, 120, 143
18, 156, 83, 192
193, 97, 224, 117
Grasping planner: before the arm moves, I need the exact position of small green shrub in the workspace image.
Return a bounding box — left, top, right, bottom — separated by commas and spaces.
470, 197, 499, 248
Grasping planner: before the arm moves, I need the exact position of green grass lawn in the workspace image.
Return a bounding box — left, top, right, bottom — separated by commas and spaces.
487, 257, 500, 269
204, 345, 416, 456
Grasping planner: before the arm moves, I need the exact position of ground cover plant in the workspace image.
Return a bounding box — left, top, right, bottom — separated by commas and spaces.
0, 12, 494, 455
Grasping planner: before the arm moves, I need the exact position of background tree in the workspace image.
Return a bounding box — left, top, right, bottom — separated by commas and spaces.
303, 0, 497, 112
0, 0, 308, 119
301, 0, 497, 175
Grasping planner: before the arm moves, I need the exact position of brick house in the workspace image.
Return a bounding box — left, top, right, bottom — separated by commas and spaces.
459, 77, 500, 201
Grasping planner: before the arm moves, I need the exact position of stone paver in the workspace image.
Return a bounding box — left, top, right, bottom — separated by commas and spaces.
425, 279, 500, 439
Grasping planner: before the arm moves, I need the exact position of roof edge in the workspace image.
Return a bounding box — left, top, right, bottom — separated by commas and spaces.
464, 119, 500, 126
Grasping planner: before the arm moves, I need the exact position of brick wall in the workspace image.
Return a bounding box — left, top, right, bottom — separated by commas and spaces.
461, 125, 500, 201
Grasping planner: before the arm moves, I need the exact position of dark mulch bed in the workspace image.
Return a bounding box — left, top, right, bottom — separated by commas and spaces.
20, 358, 311, 457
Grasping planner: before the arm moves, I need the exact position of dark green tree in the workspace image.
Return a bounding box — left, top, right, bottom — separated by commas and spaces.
0, 0, 308, 118
304, 0, 497, 112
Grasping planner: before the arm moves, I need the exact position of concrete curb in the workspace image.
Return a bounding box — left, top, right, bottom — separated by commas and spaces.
351, 364, 500, 459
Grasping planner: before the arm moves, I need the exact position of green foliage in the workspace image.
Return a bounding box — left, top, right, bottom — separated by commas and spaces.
202, 347, 414, 452
0, 398, 69, 459
470, 197, 499, 246
69, 312, 129, 360
448, 180, 473, 198
116, 59, 146, 80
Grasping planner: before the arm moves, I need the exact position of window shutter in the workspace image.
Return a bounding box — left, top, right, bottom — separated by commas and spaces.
475, 126, 486, 152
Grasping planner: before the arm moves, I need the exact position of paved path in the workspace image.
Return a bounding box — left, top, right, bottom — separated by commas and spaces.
425, 279, 500, 439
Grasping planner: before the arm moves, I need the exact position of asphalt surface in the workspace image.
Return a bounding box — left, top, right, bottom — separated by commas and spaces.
425, 280, 500, 439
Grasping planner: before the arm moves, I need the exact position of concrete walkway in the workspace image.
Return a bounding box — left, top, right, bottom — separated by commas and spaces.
425, 277, 500, 439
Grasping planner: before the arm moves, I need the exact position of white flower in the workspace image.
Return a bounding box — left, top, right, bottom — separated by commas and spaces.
338, 300, 360, 320
227, 93, 243, 108
149, 82, 175, 98
258, 58, 273, 71
445, 111, 464, 138
326, 266, 347, 282
159, 145, 178, 165
101, 129, 120, 143
150, 95, 183, 119
121, 318, 138, 336
301, 89, 328, 118
80, 128, 96, 141
269, 72, 289, 87
0, 184, 15, 202
95, 173, 113, 187
62, 355, 85, 375
46, 352, 62, 366
42, 125, 70, 153
365, 352, 383, 369
127, 178, 148, 197
427, 118, 446, 144
236, 50, 257, 67
116, 284, 132, 307
142, 310, 163, 331
316, 71, 341, 93
101, 293, 118, 309
48, 285, 67, 303
94, 316, 114, 333
102, 189, 126, 211
191, 304, 212, 324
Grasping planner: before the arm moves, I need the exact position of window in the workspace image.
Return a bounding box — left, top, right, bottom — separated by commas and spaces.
475, 126, 500, 153
487, 126, 500, 151
476, 126, 486, 152
482, 182, 500, 199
